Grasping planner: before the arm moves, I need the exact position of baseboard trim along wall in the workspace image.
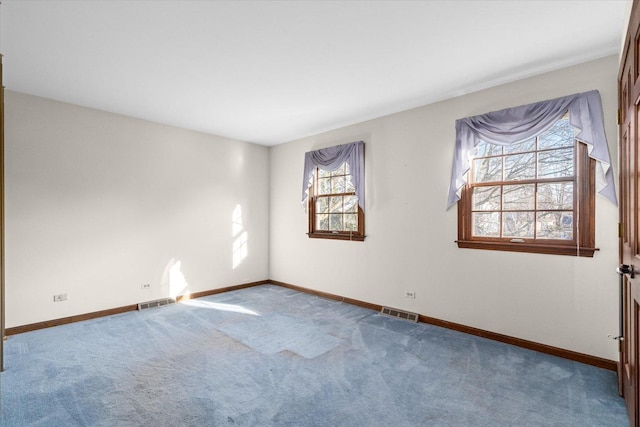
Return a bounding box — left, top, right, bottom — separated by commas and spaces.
269, 280, 617, 372
5, 279, 616, 371
4, 280, 269, 336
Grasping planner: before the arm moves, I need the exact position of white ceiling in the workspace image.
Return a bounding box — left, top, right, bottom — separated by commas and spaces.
0, 1, 630, 146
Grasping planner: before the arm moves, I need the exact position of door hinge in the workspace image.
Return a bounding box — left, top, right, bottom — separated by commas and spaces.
619, 223, 623, 238
618, 109, 623, 125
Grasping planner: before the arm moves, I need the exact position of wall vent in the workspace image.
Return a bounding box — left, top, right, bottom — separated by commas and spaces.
137, 298, 175, 311
380, 306, 419, 323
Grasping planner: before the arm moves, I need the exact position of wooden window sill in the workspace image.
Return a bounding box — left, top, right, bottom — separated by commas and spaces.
308, 232, 366, 241
456, 240, 597, 257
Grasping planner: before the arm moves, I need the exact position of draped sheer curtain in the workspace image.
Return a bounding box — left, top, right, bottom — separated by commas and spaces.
301, 141, 365, 210
447, 90, 616, 210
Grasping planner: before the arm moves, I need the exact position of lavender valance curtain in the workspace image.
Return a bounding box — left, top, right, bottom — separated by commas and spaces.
447, 90, 617, 209
302, 141, 365, 210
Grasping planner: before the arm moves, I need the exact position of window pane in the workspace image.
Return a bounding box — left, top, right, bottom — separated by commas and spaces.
329, 196, 343, 213
329, 214, 342, 231
473, 212, 500, 237
472, 186, 501, 211
318, 178, 331, 195
345, 176, 355, 192
504, 153, 535, 181
344, 214, 357, 231
537, 211, 573, 240
344, 195, 358, 213
503, 138, 535, 154
474, 157, 502, 183
318, 168, 331, 178
316, 214, 329, 230
331, 176, 346, 193
538, 148, 574, 178
502, 212, 534, 238
538, 118, 573, 150
474, 141, 502, 157
537, 182, 573, 210
332, 163, 346, 176
316, 197, 328, 213
503, 184, 535, 210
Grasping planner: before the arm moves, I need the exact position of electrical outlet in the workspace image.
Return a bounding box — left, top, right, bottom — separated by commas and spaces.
405, 291, 416, 299
53, 293, 68, 302
141, 283, 151, 290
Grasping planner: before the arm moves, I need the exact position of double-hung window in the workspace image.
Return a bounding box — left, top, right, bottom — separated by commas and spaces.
458, 113, 596, 256
302, 141, 365, 241
449, 91, 617, 257
308, 162, 364, 240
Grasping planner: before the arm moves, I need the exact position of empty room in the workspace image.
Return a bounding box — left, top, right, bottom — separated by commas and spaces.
0, 1, 637, 425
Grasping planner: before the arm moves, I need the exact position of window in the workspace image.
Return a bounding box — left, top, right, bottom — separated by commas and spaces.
302, 141, 365, 241
457, 113, 597, 256
308, 162, 365, 241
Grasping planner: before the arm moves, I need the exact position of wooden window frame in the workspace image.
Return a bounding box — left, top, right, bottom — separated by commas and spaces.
307, 165, 365, 241
457, 141, 596, 257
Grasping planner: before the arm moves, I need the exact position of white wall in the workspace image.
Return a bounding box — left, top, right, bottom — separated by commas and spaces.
5, 55, 622, 361
5, 91, 270, 327
270, 55, 620, 361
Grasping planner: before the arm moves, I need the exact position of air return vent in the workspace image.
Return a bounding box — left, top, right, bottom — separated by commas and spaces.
137, 298, 175, 311
381, 307, 419, 323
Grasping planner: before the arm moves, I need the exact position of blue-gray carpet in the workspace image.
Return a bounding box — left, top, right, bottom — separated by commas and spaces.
0, 284, 628, 426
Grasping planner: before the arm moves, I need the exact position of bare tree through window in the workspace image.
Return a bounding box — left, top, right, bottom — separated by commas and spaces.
308, 162, 365, 241
458, 109, 597, 257
471, 114, 575, 240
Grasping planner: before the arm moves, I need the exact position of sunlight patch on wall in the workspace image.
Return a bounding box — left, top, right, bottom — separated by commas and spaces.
163, 258, 189, 299
232, 204, 248, 269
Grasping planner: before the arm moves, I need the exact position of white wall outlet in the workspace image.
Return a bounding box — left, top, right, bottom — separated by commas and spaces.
405, 291, 416, 299
141, 283, 151, 290
53, 293, 68, 302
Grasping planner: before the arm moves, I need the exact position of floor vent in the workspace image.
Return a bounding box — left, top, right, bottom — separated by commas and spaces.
137, 298, 175, 311
380, 306, 419, 323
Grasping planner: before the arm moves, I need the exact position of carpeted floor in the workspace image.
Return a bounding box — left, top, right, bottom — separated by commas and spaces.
0, 284, 629, 426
